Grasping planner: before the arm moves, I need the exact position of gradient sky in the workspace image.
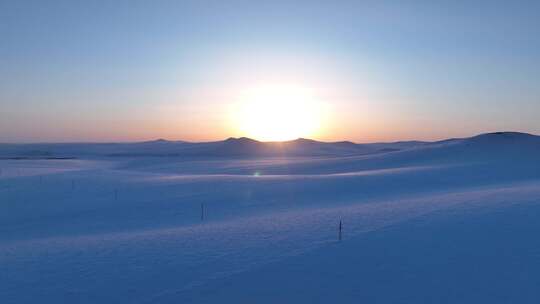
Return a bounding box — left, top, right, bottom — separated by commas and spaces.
1, 0, 539, 143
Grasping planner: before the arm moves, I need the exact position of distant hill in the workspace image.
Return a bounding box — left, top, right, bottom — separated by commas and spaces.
0, 132, 538, 159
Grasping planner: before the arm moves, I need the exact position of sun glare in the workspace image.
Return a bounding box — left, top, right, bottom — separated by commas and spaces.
231, 86, 325, 141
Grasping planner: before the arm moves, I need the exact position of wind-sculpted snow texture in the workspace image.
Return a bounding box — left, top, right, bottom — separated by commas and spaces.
1, 132, 540, 303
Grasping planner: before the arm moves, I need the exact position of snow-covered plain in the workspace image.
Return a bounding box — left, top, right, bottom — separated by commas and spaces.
1, 132, 540, 303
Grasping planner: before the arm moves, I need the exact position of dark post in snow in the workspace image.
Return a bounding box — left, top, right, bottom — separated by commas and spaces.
338, 220, 343, 241
201, 203, 205, 221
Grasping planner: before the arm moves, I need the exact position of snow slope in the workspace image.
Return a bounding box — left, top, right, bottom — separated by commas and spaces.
1, 132, 539, 303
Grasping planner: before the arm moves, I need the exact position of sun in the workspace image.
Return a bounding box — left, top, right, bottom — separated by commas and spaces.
231, 86, 325, 141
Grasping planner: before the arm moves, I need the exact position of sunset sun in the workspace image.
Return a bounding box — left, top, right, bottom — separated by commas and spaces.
231, 86, 325, 141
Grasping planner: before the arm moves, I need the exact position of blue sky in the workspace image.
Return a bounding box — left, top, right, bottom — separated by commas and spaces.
1, 0, 539, 142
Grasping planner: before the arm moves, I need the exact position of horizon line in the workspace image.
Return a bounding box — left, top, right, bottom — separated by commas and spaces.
0, 131, 536, 146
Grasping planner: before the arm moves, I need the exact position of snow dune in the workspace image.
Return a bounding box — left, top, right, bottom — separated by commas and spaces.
1, 132, 540, 303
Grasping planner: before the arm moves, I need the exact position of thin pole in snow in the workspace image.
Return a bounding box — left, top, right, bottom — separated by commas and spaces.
201, 203, 204, 221
338, 220, 342, 241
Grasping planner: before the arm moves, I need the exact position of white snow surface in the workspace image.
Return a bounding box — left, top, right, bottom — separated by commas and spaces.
1, 132, 540, 303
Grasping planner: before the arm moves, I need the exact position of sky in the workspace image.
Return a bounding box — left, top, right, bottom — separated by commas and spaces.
1, 0, 539, 143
